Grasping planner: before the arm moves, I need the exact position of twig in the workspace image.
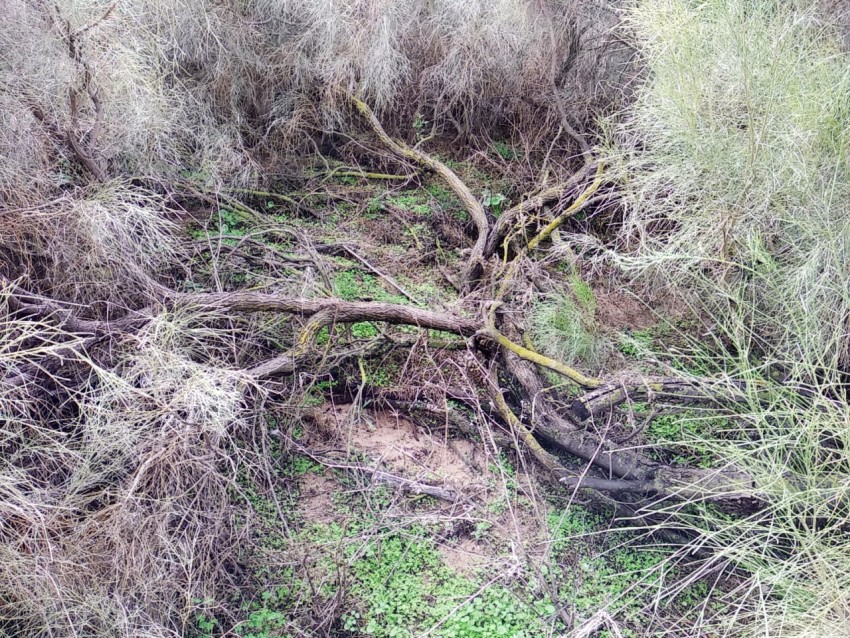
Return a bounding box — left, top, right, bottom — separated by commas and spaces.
294, 446, 461, 502
569, 610, 623, 638
339, 245, 422, 305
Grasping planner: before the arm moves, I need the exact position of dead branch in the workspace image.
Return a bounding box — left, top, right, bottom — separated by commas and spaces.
180, 292, 479, 336
526, 164, 605, 250
500, 346, 655, 482
484, 301, 601, 388
487, 366, 569, 480
571, 610, 623, 638
4, 276, 765, 509
559, 466, 757, 504
291, 444, 461, 502
497, 340, 759, 507
348, 94, 489, 287
559, 477, 659, 494
368, 469, 460, 502
3, 278, 145, 335
483, 164, 595, 258
5, 279, 776, 425
569, 376, 766, 422
58, 10, 109, 182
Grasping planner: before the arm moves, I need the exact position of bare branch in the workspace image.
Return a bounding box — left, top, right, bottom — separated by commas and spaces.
347, 94, 489, 287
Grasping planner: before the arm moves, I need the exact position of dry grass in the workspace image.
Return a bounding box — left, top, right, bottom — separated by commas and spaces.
1, 0, 624, 306
602, 0, 850, 364
0, 300, 266, 637
2, 0, 621, 202
1, 182, 179, 309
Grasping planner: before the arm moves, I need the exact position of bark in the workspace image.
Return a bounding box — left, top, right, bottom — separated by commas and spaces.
179, 292, 480, 336
497, 334, 760, 507
369, 470, 460, 503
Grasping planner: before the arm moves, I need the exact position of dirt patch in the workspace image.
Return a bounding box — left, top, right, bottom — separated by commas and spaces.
301, 403, 550, 575
308, 404, 487, 494
299, 471, 339, 525
438, 538, 490, 572
595, 289, 657, 331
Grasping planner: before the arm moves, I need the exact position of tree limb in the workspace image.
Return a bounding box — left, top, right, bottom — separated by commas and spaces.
526, 163, 605, 250
180, 292, 479, 336
484, 301, 601, 388
483, 163, 595, 258
347, 94, 489, 287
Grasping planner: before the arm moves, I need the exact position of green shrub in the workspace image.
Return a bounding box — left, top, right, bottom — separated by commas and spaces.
605, 0, 850, 366
604, 4, 850, 635
529, 277, 608, 368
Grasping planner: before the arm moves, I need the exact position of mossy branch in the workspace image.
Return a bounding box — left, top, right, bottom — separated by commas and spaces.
526, 162, 605, 250
484, 302, 601, 388
487, 367, 567, 479
483, 163, 597, 258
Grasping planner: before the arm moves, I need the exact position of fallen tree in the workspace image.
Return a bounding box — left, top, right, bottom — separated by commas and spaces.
3, 276, 764, 510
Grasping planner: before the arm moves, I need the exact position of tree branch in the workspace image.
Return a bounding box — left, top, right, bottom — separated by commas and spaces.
347, 94, 489, 287
483, 163, 595, 258
180, 292, 480, 336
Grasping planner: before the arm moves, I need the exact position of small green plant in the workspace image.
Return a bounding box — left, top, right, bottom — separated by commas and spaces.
217, 208, 248, 235
194, 612, 218, 638
413, 112, 429, 140
344, 531, 550, 638
364, 362, 395, 387
333, 270, 366, 301
529, 288, 608, 368
482, 191, 507, 216
332, 270, 408, 304
366, 196, 384, 218
617, 329, 653, 358
472, 520, 493, 541
234, 594, 290, 638
568, 275, 595, 313
547, 505, 603, 554
425, 183, 453, 203
492, 140, 518, 161
288, 454, 322, 476
315, 326, 331, 346
336, 174, 358, 186
390, 193, 431, 216
350, 322, 378, 339
547, 506, 670, 628
645, 410, 727, 468
301, 390, 326, 407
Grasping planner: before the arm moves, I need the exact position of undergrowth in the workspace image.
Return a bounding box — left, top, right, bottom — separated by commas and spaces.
599, 3, 850, 634
529, 275, 610, 369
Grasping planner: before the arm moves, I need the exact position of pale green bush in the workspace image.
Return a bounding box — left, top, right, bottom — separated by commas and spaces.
605, 0, 850, 366
529, 276, 610, 369
603, 3, 850, 635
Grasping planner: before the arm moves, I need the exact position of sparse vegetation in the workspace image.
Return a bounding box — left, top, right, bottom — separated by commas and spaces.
2, 0, 849, 636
